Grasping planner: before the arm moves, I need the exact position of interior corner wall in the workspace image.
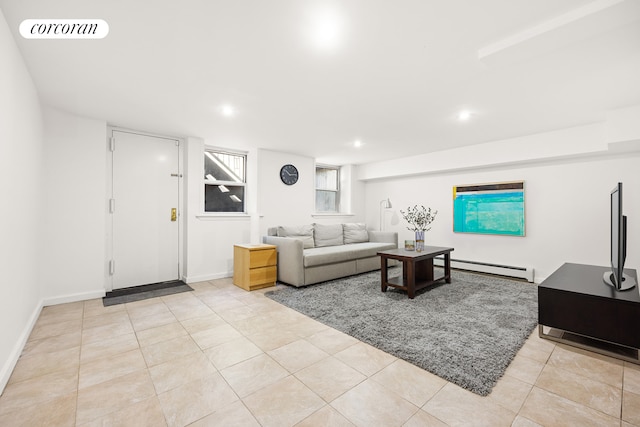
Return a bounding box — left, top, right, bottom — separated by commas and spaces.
0, 8, 45, 392
364, 153, 640, 282
338, 164, 366, 222
258, 149, 316, 231
39, 107, 107, 303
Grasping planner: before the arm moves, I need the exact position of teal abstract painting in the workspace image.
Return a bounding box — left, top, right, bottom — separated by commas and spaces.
453, 182, 525, 236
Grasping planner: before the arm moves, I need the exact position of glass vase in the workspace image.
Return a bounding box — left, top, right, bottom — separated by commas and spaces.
415, 230, 425, 252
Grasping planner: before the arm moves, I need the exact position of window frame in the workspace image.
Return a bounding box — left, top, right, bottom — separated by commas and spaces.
315, 164, 340, 213
203, 147, 247, 214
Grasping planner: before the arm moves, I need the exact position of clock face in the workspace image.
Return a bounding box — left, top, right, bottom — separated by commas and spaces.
280, 164, 299, 185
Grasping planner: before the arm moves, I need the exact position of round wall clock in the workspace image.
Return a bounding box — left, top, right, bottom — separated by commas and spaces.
280, 164, 299, 185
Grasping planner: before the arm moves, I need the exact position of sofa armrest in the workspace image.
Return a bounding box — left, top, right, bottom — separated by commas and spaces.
262, 236, 305, 286
368, 231, 398, 246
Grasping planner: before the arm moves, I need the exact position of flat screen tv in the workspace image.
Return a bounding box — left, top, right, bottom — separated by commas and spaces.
603, 182, 636, 291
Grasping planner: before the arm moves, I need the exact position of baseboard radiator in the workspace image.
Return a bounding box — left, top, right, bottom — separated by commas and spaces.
433, 257, 534, 282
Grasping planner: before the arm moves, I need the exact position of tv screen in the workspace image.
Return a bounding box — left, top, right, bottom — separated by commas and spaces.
604, 182, 636, 291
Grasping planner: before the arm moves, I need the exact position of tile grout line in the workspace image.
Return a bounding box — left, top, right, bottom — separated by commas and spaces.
74, 301, 87, 427
192, 290, 263, 425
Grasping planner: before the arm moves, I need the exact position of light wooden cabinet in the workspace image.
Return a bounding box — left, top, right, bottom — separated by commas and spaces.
233, 244, 277, 291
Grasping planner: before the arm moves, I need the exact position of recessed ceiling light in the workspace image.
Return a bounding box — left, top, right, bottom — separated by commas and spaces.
354, 139, 363, 148
221, 105, 235, 118
458, 110, 471, 121
307, 6, 344, 51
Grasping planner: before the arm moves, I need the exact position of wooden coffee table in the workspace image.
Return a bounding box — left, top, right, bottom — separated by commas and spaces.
377, 246, 454, 299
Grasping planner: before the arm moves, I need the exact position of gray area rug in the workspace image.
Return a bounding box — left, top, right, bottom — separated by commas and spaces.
266, 268, 538, 396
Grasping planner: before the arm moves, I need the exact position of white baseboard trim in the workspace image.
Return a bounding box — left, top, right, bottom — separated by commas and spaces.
42, 290, 106, 307
184, 272, 232, 284
434, 257, 535, 283
0, 300, 43, 395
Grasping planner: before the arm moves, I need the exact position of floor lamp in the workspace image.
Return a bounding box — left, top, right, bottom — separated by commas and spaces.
379, 198, 392, 230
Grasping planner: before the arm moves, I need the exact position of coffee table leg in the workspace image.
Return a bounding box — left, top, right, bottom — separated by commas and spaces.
445, 252, 451, 283
407, 260, 415, 299
380, 256, 388, 292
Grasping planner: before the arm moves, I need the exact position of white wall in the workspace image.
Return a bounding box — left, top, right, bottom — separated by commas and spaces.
40, 107, 107, 303
363, 122, 640, 283
258, 149, 316, 230
0, 9, 44, 392
257, 150, 367, 231
337, 164, 366, 221
183, 146, 367, 282
183, 137, 253, 282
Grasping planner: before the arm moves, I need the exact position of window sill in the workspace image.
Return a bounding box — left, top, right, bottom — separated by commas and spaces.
312, 213, 355, 217
197, 213, 251, 220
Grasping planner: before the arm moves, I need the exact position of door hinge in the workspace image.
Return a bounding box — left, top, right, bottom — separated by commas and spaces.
175, 140, 180, 147
109, 259, 115, 275
109, 137, 115, 152
109, 198, 115, 213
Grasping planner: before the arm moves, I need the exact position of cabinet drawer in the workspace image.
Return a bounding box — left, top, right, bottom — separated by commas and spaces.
250, 265, 277, 285
249, 249, 277, 268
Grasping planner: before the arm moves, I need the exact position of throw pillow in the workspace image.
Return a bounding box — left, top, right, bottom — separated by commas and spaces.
314, 223, 344, 247
277, 224, 315, 249
343, 223, 368, 244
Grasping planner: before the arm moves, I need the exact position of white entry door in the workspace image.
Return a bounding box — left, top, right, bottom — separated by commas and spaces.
111, 130, 180, 290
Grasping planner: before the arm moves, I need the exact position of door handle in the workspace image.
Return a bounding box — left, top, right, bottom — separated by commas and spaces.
171, 208, 177, 221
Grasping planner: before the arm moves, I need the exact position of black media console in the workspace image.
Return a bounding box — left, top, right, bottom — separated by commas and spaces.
538, 262, 640, 364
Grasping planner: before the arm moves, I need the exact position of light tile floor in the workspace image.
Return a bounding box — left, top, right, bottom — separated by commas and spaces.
1, 277, 639, 426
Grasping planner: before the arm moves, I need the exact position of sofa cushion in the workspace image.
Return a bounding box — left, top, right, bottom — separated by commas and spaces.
343, 223, 368, 244
303, 242, 397, 267
313, 223, 344, 247
277, 224, 314, 249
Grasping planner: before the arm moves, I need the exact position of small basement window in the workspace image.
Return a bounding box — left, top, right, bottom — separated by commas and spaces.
204, 149, 246, 213
316, 165, 339, 212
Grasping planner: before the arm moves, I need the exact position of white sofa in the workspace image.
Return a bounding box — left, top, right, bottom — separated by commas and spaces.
262, 223, 398, 287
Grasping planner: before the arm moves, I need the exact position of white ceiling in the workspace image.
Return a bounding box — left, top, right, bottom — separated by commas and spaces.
2, 0, 640, 165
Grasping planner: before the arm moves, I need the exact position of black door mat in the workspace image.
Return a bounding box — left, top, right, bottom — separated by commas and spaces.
103, 280, 193, 306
